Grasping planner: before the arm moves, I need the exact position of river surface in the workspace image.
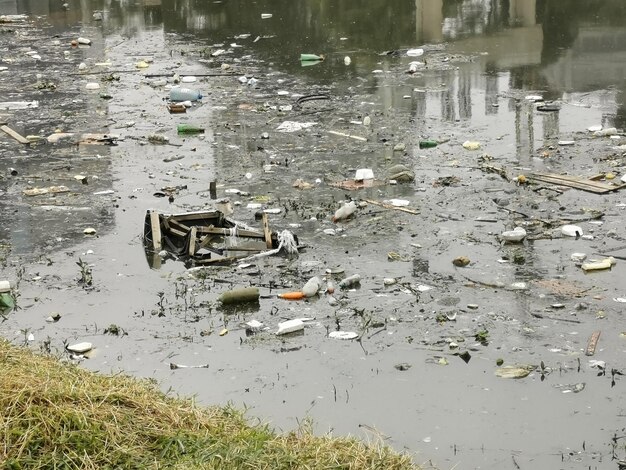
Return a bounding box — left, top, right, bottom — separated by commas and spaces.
1, 1, 626, 469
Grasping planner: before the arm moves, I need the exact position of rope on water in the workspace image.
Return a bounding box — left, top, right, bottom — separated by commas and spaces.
228, 225, 239, 247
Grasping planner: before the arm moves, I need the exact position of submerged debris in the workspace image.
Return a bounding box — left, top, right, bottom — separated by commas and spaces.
143, 210, 300, 268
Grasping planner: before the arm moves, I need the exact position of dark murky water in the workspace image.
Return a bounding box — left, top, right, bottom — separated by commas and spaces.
2, 1, 626, 469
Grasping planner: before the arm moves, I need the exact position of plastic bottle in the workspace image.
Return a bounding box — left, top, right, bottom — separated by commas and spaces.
169, 87, 202, 102
218, 287, 260, 305
302, 276, 323, 297
177, 124, 205, 134
339, 274, 361, 289
419, 140, 438, 149
332, 201, 357, 222
593, 127, 617, 137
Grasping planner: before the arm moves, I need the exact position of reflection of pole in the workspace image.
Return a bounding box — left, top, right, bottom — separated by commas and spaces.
509, 0, 536, 27
514, 101, 534, 162
415, 0, 443, 44
542, 111, 559, 142
527, 104, 534, 162
441, 76, 455, 122
458, 67, 471, 120
484, 66, 499, 115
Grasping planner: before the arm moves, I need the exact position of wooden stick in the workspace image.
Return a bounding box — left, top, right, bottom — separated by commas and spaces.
262, 213, 273, 248
363, 199, 419, 215
585, 331, 601, 356
328, 130, 367, 142
0, 124, 30, 144
167, 219, 191, 234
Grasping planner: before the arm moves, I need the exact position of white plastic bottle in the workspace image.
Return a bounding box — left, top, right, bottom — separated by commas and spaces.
302, 276, 323, 297
339, 274, 361, 289
169, 87, 202, 102
332, 201, 357, 222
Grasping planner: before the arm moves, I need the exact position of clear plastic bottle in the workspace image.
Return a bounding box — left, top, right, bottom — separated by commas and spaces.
169, 87, 202, 102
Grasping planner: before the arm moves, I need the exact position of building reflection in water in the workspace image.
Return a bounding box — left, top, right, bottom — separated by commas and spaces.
413, 0, 624, 158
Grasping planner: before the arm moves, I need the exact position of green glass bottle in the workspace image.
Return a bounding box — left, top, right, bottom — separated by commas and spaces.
419, 140, 438, 149
177, 124, 205, 134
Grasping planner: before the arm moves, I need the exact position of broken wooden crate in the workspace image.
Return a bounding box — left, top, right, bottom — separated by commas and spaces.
143, 209, 298, 267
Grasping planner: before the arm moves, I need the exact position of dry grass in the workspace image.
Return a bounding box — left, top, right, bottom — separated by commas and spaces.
0, 340, 419, 469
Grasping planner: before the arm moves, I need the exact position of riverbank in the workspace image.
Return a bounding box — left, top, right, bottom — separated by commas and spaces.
0, 340, 418, 469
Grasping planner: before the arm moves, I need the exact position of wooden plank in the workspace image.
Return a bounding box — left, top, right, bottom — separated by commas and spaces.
149, 211, 162, 252
167, 218, 191, 234
187, 226, 197, 257
530, 173, 626, 194
0, 124, 30, 144
166, 227, 187, 238
585, 331, 601, 356
224, 247, 265, 252
193, 256, 240, 266
262, 213, 273, 248
170, 211, 222, 222
197, 235, 212, 250
195, 226, 264, 238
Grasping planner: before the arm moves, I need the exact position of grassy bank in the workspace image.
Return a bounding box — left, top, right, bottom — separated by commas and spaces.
0, 340, 418, 469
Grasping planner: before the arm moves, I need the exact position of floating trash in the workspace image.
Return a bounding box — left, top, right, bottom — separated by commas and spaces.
67, 342, 93, 353
495, 365, 534, 379
328, 331, 358, 340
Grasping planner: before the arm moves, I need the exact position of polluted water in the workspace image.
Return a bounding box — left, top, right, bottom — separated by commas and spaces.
0, 1, 626, 469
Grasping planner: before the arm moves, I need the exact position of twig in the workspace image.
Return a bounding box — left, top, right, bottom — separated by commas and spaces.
328, 130, 367, 141
363, 199, 419, 215
144, 72, 246, 78
367, 327, 387, 340
459, 274, 504, 289
497, 206, 530, 219
585, 331, 601, 356
68, 69, 138, 75
594, 253, 626, 261
531, 312, 581, 324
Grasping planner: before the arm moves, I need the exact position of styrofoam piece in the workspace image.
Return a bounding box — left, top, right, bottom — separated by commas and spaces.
67, 342, 93, 353
328, 331, 358, 340
276, 319, 304, 335
501, 227, 527, 242
355, 168, 374, 180
561, 224, 583, 237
